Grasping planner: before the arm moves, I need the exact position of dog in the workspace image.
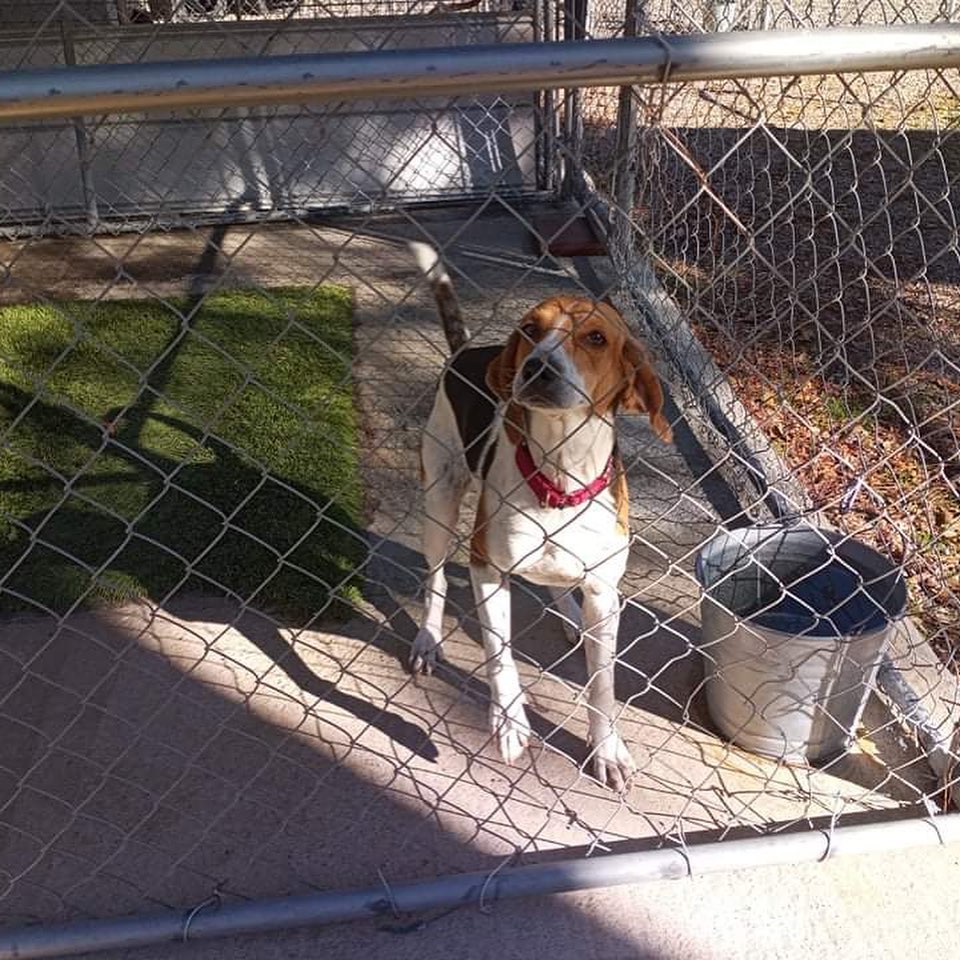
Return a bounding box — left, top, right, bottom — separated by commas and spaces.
410, 244, 673, 790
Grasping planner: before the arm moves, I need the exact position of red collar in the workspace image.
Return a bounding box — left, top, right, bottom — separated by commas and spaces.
515, 441, 615, 509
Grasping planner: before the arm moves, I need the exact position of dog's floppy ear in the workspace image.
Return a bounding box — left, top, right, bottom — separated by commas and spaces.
619, 338, 673, 443
485, 331, 522, 401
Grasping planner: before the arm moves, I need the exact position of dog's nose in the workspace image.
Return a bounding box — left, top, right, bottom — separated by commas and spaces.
522, 357, 557, 383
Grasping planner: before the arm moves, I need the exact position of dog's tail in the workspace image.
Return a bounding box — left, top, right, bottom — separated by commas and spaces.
410, 242, 468, 353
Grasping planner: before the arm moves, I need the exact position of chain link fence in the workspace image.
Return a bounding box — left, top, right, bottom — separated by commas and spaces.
1, 1, 960, 953
577, 26, 960, 710
579, 0, 956, 36
0, 1, 547, 235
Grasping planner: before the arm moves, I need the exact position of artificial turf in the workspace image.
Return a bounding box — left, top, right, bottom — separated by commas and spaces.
0, 286, 364, 620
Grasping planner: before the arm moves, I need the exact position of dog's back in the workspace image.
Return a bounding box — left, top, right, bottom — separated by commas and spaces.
413, 242, 500, 475
443, 345, 501, 476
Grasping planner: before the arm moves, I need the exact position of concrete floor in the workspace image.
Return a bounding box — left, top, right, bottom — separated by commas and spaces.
0, 205, 956, 957
117, 839, 960, 960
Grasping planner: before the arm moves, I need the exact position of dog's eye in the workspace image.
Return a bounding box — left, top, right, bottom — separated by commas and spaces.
584, 330, 607, 346
520, 322, 539, 340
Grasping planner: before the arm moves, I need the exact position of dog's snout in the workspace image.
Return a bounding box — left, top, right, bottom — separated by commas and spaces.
514, 332, 585, 410
522, 356, 557, 383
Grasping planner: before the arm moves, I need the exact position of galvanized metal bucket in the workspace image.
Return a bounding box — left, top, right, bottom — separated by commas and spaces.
695, 524, 907, 764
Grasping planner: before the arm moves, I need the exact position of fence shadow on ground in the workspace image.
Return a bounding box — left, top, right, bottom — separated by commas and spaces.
0, 601, 674, 960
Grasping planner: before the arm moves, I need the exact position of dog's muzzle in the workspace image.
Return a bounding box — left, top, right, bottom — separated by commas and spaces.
516, 355, 583, 409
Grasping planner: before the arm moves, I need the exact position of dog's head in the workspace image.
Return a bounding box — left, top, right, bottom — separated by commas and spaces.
485, 296, 673, 442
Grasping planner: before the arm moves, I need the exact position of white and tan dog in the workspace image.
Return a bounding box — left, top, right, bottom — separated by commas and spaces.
411, 245, 672, 790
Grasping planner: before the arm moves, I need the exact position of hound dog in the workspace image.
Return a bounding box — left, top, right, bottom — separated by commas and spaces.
410, 244, 672, 790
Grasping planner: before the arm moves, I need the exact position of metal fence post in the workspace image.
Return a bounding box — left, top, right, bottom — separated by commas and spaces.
560, 0, 588, 197
534, 0, 560, 192
611, 0, 641, 253
60, 21, 99, 233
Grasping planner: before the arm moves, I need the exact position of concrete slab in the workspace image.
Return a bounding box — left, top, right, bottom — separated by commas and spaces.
0, 206, 946, 951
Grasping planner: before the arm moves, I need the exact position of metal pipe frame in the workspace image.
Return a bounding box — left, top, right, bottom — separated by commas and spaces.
0, 25, 958, 121
2, 814, 958, 959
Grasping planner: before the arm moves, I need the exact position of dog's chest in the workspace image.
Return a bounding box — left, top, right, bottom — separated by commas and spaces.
484, 482, 627, 587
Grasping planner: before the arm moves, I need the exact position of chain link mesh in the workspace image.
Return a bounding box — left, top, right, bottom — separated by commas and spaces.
0, 1, 541, 236
1, 0, 959, 942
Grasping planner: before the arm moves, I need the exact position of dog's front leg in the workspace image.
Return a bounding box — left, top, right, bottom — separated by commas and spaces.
470, 562, 530, 764
582, 585, 635, 791
548, 586, 582, 644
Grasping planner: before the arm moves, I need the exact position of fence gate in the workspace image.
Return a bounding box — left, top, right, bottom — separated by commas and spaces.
0, 0, 560, 236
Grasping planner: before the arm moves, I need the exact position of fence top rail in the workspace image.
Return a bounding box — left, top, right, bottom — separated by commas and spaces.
0, 25, 958, 121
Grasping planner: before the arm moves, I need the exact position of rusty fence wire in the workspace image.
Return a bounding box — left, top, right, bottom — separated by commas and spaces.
1, 2, 960, 952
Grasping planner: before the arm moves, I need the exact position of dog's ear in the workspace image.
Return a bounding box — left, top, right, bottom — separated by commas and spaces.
485, 331, 522, 401
619, 338, 673, 443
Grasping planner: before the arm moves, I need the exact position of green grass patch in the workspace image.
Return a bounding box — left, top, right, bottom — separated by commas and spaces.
0, 287, 365, 620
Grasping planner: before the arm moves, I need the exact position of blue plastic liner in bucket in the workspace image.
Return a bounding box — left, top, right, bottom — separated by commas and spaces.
695, 524, 907, 763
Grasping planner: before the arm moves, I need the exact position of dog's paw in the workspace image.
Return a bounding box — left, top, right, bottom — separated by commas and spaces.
409, 628, 444, 675
490, 697, 531, 765
588, 727, 636, 793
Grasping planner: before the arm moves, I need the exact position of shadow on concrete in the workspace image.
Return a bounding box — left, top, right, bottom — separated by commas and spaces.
141, 524, 928, 811
0, 597, 673, 960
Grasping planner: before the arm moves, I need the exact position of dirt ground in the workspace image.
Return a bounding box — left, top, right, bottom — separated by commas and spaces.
582, 69, 960, 664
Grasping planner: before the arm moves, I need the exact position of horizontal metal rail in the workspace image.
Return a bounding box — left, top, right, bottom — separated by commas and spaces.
2, 814, 958, 959
0, 25, 958, 121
